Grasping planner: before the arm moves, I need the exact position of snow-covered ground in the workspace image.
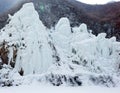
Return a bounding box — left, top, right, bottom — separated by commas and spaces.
0, 85, 120, 93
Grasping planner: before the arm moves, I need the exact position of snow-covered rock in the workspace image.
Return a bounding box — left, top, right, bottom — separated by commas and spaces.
79, 23, 88, 33
0, 65, 21, 87
55, 18, 71, 36
0, 2, 120, 87
0, 3, 54, 75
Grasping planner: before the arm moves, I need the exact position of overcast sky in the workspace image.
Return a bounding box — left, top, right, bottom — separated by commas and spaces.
77, 0, 120, 4
0, 0, 21, 13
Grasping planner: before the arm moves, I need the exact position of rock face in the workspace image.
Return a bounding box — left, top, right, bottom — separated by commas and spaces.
0, 3, 120, 87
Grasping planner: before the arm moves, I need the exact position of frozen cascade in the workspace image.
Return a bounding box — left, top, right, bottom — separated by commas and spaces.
0, 2, 120, 87
53, 18, 72, 51
0, 3, 53, 75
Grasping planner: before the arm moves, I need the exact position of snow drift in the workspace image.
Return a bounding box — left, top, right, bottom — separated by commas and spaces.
0, 3, 120, 87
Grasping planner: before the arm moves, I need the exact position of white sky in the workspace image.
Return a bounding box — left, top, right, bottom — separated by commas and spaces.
77, 0, 120, 4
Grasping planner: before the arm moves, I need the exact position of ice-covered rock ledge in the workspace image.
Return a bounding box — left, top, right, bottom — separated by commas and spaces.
0, 3, 120, 87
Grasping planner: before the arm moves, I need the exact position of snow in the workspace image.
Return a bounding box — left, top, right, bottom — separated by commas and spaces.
0, 85, 120, 93
79, 23, 88, 33
0, 3, 54, 75
55, 17, 71, 36
0, 2, 120, 87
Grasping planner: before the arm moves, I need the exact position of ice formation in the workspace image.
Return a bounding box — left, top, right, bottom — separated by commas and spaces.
0, 3, 120, 87
0, 3, 53, 75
